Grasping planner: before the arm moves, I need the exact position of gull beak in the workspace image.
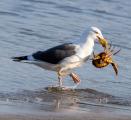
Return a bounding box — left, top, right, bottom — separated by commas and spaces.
97, 36, 108, 49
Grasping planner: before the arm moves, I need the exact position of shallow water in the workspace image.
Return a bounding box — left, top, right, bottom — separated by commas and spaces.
0, 0, 131, 115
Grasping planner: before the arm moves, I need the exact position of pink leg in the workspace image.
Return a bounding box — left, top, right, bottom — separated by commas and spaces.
70, 73, 81, 84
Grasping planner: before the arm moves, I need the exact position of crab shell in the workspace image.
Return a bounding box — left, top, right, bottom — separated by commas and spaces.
92, 52, 118, 75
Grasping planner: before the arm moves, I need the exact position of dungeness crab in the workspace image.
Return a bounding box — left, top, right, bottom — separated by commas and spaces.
92, 39, 120, 75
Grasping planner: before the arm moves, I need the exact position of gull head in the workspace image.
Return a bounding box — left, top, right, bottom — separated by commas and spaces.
91, 27, 104, 40
90, 27, 108, 48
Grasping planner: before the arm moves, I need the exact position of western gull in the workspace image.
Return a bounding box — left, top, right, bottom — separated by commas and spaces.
12, 27, 106, 89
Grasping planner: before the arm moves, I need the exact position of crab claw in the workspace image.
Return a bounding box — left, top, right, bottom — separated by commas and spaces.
70, 73, 81, 84
97, 36, 108, 50
111, 62, 118, 75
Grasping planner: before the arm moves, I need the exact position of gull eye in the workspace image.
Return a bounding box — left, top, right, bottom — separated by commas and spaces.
94, 31, 99, 34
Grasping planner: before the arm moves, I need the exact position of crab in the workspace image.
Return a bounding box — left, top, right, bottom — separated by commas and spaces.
92, 42, 120, 75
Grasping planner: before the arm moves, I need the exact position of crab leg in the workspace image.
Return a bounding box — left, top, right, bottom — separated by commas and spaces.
111, 62, 118, 75
113, 48, 121, 55
108, 41, 112, 49
106, 51, 113, 58
105, 41, 112, 52
106, 48, 121, 58
106, 46, 114, 55
92, 52, 101, 60
110, 45, 116, 52
106, 58, 118, 75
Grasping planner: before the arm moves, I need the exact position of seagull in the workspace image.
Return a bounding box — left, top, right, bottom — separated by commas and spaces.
12, 27, 106, 89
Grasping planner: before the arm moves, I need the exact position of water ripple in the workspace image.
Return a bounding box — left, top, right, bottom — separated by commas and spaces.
0, 11, 19, 17
56, 5, 83, 14
23, 0, 57, 6
89, 9, 131, 20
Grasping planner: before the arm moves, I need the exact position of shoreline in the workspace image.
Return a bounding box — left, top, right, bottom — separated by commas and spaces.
0, 111, 131, 120
0, 101, 131, 120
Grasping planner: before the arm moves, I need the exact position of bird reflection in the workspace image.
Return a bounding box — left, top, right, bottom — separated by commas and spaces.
34, 87, 112, 112
36, 89, 80, 112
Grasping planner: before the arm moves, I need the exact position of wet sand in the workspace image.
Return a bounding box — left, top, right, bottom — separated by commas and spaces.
0, 109, 131, 120
0, 115, 130, 120
0, 106, 131, 120
0, 88, 131, 120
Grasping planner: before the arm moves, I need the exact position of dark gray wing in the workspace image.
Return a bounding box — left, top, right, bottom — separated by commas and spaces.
32, 43, 77, 64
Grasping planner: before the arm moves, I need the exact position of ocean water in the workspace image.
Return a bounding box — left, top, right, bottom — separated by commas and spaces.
0, 0, 131, 113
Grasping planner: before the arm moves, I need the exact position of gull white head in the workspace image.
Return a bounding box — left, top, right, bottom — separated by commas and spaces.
77, 27, 107, 58
90, 26, 104, 41
78, 26, 107, 48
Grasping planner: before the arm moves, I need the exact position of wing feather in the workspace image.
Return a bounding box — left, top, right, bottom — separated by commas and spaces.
33, 43, 77, 64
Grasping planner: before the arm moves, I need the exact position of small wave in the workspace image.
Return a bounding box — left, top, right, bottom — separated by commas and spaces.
23, 0, 57, 6
101, 0, 118, 3
108, 97, 131, 106
0, 11, 19, 17
56, 5, 83, 14
89, 9, 131, 20
19, 28, 51, 39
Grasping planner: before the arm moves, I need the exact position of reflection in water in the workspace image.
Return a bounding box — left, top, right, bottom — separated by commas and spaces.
37, 91, 79, 112
0, 87, 126, 112
0, 87, 131, 115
